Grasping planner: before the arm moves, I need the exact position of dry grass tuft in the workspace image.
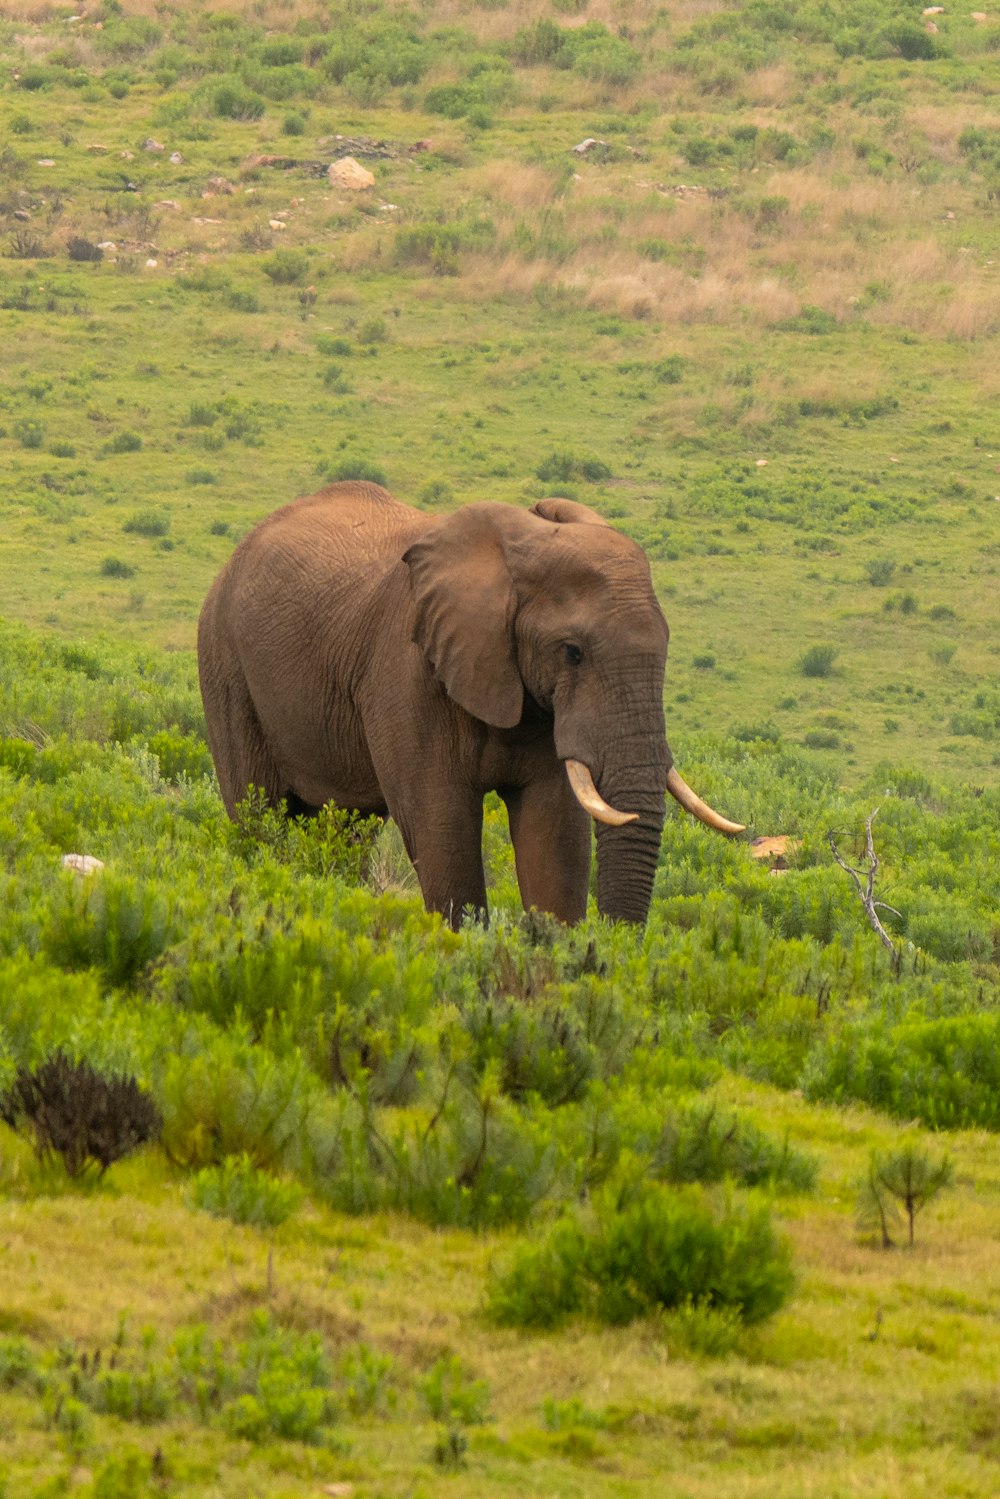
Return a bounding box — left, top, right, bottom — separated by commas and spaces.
474, 160, 565, 211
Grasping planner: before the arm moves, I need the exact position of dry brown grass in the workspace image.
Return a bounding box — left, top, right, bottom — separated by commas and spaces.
472, 159, 566, 212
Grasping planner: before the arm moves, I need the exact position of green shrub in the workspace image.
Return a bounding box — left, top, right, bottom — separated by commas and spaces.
100, 557, 136, 579
865, 557, 896, 586
488, 1187, 794, 1330
805, 1012, 1000, 1130
535, 451, 611, 485
797, 643, 838, 678
13, 417, 46, 448
318, 456, 388, 486
189, 1153, 303, 1226
213, 82, 265, 120
44, 873, 176, 987
122, 508, 170, 538
418, 1355, 490, 1425
103, 430, 143, 454
856, 1143, 953, 1248
144, 728, 212, 783
261, 249, 310, 285
342, 1343, 396, 1415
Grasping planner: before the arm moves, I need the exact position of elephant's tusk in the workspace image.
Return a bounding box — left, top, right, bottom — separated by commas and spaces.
565, 760, 638, 827
667, 766, 746, 836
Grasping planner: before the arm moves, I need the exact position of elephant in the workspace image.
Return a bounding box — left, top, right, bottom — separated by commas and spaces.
197, 481, 743, 927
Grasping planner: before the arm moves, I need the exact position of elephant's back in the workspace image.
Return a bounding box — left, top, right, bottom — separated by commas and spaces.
237, 480, 427, 572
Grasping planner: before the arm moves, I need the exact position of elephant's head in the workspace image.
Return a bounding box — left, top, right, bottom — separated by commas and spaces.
404, 498, 742, 924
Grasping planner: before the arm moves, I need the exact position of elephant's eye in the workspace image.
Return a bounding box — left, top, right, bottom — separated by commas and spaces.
563, 642, 583, 666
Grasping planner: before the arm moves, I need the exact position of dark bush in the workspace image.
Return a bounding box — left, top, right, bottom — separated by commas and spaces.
67, 237, 103, 263
0, 1051, 161, 1177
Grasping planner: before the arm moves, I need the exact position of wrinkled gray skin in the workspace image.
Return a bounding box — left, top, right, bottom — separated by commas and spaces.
198, 482, 672, 927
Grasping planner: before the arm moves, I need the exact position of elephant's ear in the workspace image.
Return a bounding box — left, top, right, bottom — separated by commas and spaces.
531, 497, 611, 528
403, 505, 524, 729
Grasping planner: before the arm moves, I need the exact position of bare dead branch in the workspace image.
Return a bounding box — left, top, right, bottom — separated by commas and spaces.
828, 808, 897, 952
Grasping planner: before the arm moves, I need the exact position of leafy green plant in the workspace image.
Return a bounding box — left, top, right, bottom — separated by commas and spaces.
797, 643, 838, 678
123, 508, 170, 537
261, 249, 310, 285
188, 1153, 303, 1226
100, 556, 136, 578
418, 1355, 490, 1425
487, 1187, 794, 1330
856, 1144, 953, 1248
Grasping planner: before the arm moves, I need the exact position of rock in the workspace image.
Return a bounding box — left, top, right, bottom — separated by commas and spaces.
922, 4, 944, 10
409, 139, 432, 153
143, 138, 164, 152
155, 200, 182, 211
268, 219, 287, 230
925, 19, 939, 30
750, 836, 800, 873
37, 159, 56, 167
145, 258, 158, 268
86, 144, 109, 155
572, 138, 601, 155
13, 209, 31, 222
62, 853, 104, 876
97, 240, 116, 250
327, 156, 375, 190
247, 154, 300, 169
120, 149, 135, 160
203, 176, 235, 196
169, 151, 183, 164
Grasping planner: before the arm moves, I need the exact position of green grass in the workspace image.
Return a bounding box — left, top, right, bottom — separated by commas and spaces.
2, 1, 1000, 1493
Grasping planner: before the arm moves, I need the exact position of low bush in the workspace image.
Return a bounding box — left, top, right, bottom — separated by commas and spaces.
487, 1187, 794, 1330
797, 643, 838, 678
189, 1153, 303, 1226
0, 1051, 161, 1177
123, 508, 170, 538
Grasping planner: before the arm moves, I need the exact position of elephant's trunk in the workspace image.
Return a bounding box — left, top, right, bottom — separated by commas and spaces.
566, 740, 745, 926
592, 761, 667, 926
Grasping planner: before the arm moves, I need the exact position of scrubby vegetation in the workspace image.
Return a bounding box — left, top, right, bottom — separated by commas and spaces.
1, 1, 999, 1494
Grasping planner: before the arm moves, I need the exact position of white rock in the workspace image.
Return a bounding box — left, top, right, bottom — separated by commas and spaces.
145, 258, 158, 268
169, 151, 183, 164
62, 853, 104, 876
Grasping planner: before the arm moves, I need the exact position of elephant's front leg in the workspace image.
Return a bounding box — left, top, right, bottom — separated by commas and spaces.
392, 790, 487, 928
503, 766, 592, 924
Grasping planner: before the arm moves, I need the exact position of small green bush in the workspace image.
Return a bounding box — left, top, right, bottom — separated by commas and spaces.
103, 430, 143, 454
418, 1355, 490, 1426
100, 557, 136, 579
214, 82, 265, 120
189, 1153, 303, 1226
865, 558, 896, 586
319, 457, 388, 487
487, 1187, 794, 1330
261, 249, 310, 285
797, 643, 838, 678
122, 508, 170, 538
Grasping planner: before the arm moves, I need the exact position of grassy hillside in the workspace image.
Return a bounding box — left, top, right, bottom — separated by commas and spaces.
1, 2, 999, 1495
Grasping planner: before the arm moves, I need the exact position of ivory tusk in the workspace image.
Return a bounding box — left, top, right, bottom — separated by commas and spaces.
667, 766, 746, 836
565, 760, 638, 827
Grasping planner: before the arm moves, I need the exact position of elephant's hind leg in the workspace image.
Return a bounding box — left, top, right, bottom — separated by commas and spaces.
205, 674, 286, 819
